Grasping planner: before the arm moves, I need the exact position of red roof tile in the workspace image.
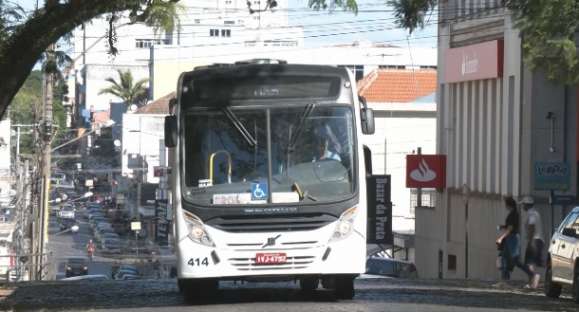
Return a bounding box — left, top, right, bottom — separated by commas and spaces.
137, 92, 175, 114
358, 69, 437, 103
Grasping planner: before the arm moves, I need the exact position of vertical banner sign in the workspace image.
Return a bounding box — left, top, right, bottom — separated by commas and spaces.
367, 175, 393, 244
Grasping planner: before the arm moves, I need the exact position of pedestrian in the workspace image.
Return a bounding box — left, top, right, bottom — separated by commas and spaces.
520, 196, 544, 289
496, 196, 532, 281
86, 239, 96, 261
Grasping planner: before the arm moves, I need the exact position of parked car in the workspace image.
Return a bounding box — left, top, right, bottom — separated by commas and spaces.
366, 257, 418, 278
114, 267, 140, 280
65, 257, 88, 278
95, 227, 115, 241
101, 238, 122, 254
545, 207, 579, 303
59, 218, 76, 231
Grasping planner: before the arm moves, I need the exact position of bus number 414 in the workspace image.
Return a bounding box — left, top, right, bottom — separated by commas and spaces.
188, 257, 209, 266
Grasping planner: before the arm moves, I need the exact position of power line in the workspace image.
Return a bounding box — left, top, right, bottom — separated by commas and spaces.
74, 10, 506, 56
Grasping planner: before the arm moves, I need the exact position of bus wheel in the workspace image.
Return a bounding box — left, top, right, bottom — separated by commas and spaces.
178, 278, 218, 303
334, 276, 355, 300
299, 277, 319, 292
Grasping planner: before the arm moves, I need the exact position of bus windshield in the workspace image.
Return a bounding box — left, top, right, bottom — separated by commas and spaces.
183, 105, 355, 206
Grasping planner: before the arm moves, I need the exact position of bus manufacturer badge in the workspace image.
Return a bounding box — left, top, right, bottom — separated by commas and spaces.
262, 234, 281, 248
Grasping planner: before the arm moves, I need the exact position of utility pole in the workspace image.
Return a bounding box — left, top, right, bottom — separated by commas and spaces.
416, 147, 422, 209
36, 42, 56, 280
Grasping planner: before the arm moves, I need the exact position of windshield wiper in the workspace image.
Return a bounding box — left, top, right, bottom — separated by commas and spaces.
288, 103, 316, 151
291, 182, 318, 202
222, 107, 257, 147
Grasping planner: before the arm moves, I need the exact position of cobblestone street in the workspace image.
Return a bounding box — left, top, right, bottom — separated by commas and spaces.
1, 277, 578, 311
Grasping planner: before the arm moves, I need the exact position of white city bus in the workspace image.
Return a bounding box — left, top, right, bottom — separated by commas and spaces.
165, 60, 375, 300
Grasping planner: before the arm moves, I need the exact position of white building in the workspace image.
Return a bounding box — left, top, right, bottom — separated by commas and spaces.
0, 116, 12, 205
151, 42, 437, 99
121, 113, 166, 184
70, 0, 302, 119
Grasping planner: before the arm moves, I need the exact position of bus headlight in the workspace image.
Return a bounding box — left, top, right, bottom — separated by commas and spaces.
184, 213, 215, 247
330, 207, 357, 242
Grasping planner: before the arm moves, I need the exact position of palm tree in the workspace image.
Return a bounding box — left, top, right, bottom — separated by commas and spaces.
99, 69, 149, 108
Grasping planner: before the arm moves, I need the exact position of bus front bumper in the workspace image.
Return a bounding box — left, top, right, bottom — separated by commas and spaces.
176, 225, 366, 280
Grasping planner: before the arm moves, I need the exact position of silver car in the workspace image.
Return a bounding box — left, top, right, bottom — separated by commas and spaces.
545, 207, 579, 303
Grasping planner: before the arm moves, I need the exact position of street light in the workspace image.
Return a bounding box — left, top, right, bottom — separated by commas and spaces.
50, 191, 93, 205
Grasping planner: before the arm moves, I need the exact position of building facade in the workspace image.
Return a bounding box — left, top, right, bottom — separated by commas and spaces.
416, 1, 578, 280
0, 116, 11, 205
150, 42, 437, 99
69, 0, 302, 121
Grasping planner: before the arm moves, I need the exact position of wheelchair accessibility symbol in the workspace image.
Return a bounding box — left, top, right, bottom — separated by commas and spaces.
251, 182, 268, 201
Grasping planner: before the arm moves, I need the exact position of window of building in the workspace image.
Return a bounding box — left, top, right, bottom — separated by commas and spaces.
135, 39, 167, 49
448, 254, 457, 271
409, 189, 436, 215
224, 20, 235, 25
225, 0, 233, 4
263, 40, 298, 47
209, 29, 219, 37
221, 29, 231, 37
379, 65, 406, 70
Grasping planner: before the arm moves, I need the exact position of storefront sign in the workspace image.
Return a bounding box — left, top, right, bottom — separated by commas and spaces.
367, 175, 393, 244
534, 161, 570, 190
445, 40, 503, 83
406, 155, 447, 189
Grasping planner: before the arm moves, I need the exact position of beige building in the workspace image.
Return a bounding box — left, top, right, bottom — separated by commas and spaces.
417, 1, 579, 280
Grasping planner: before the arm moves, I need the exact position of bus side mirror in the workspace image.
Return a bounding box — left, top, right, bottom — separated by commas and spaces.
359, 96, 375, 134
165, 116, 177, 148
361, 108, 375, 135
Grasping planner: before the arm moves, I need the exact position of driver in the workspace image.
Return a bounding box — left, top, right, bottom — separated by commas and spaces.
314, 124, 341, 162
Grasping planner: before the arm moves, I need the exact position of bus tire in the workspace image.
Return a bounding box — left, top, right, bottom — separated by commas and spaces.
299, 277, 319, 292
178, 278, 218, 303
334, 276, 355, 300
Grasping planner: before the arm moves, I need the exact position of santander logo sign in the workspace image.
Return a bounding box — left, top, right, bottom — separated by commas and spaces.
410, 159, 437, 182
406, 155, 446, 189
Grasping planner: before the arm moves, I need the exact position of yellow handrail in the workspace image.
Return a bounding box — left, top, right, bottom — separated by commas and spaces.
209, 150, 232, 184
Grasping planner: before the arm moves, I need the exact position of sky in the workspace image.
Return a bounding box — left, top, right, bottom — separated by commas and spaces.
289, 0, 437, 48
16, 0, 437, 49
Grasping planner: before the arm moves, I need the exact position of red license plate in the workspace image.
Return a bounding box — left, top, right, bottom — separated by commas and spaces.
255, 253, 287, 265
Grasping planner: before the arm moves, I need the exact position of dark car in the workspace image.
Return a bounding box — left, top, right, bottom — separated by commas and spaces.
65, 257, 88, 278
59, 218, 76, 231
365, 257, 418, 278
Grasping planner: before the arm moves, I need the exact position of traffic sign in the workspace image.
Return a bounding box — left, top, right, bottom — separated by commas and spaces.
131, 221, 142, 231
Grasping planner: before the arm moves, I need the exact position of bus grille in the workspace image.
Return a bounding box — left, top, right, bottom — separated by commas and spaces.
226, 240, 319, 251
228, 255, 316, 271
206, 214, 336, 233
